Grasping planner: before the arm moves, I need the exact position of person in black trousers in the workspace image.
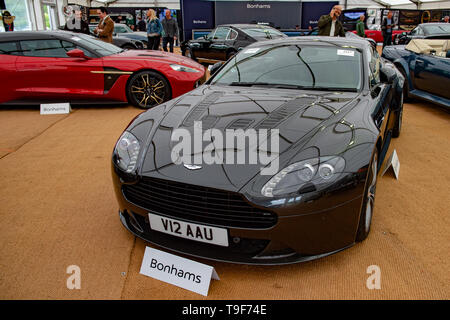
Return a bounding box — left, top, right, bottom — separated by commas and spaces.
161, 10, 179, 53
382, 11, 394, 49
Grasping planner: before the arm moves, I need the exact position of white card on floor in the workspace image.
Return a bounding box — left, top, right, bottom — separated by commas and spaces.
381, 149, 400, 179
40, 103, 71, 115
140, 246, 219, 296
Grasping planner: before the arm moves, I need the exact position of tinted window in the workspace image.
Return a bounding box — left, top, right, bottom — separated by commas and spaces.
423, 24, 450, 35
242, 27, 285, 39
20, 39, 68, 57
213, 27, 230, 40
61, 40, 94, 57
0, 41, 21, 55
212, 44, 362, 91
227, 29, 238, 40
114, 25, 132, 33
65, 33, 122, 57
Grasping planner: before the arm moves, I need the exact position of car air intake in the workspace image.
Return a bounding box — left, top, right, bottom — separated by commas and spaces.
122, 177, 277, 229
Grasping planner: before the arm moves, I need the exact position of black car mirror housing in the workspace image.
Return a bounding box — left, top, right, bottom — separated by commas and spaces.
209, 61, 224, 76
380, 67, 396, 84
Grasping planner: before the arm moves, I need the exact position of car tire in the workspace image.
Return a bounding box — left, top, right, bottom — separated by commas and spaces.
356, 149, 378, 242
185, 47, 196, 62
122, 44, 135, 50
126, 70, 171, 109
392, 92, 403, 138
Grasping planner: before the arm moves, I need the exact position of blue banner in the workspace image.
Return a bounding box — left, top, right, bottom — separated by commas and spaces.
215, 1, 301, 29
181, 0, 215, 41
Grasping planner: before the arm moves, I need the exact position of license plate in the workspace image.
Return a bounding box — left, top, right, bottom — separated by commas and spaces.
148, 213, 229, 247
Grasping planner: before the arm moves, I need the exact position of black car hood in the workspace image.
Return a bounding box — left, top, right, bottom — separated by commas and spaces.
137, 85, 360, 192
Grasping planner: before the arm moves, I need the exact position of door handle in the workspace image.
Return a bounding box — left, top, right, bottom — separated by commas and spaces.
416, 59, 424, 65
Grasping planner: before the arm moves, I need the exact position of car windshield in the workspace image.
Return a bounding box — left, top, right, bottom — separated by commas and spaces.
241, 27, 286, 39
69, 33, 123, 57
423, 24, 450, 35
115, 24, 133, 33
211, 44, 362, 91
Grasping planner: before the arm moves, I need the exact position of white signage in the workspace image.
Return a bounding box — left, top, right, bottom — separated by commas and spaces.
40, 103, 71, 115
337, 49, 355, 57
381, 149, 400, 179
140, 247, 220, 296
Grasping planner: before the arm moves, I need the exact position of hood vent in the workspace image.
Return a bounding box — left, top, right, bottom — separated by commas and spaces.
182, 92, 224, 127
226, 118, 254, 130
255, 97, 316, 130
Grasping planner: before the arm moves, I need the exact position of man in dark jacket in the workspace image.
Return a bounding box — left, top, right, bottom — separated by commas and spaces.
161, 10, 179, 53
137, 16, 146, 31
382, 11, 394, 49
318, 5, 345, 37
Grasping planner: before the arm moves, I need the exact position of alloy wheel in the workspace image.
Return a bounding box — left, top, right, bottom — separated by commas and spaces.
129, 72, 167, 108
365, 153, 378, 233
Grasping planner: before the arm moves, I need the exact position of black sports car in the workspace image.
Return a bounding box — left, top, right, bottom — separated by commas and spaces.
181, 24, 287, 64
112, 36, 404, 264
394, 23, 450, 45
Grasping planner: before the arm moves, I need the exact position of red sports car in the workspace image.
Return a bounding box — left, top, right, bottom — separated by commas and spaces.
0, 31, 206, 109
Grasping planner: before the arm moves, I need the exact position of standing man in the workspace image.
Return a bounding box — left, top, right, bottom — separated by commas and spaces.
382, 11, 394, 49
318, 5, 345, 37
161, 9, 179, 53
356, 14, 365, 38
137, 16, 146, 31
94, 7, 114, 43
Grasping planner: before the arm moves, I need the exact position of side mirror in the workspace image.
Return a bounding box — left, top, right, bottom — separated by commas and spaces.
380, 66, 396, 84
209, 61, 224, 76
67, 49, 89, 59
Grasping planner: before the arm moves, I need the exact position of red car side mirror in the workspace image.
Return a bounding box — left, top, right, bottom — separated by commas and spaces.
67, 49, 89, 59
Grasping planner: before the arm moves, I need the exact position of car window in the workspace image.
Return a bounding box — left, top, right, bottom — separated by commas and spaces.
61, 40, 95, 58
423, 24, 450, 35
241, 27, 286, 39
213, 27, 230, 40
227, 29, 238, 40
212, 44, 362, 91
367, 46, 380, 87
0, 41, 21, 55
416, 27, 424, 36
206, 29, 216, 40
114, 25, 130, 33
20, 39, 69, 58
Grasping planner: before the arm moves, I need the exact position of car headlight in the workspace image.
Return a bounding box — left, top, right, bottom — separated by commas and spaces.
114, 131, 141, 173
261, 156, 346, 197
170, 64, 200, 73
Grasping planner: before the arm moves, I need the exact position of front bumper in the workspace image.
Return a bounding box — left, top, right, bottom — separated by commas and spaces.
117, 192, 362, 265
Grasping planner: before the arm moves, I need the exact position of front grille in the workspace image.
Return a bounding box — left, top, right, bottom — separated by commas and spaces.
122, 177, 277, 229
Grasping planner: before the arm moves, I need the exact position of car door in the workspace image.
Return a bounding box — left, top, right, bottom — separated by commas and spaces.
413, 52, 450, 100
0, 41, 24, 104
191, 29, 216, 60
206, 26, 231, 61
15, 38, 104, 101
368, 47, 394, 157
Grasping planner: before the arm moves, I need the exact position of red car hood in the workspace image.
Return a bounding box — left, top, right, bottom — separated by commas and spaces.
107, 49, 204, 69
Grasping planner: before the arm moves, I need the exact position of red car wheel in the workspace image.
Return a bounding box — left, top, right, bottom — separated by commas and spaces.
127, 70, 171, 109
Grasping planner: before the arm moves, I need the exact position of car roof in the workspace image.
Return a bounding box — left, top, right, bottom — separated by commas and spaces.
244, 36, 370, 50
0, 30, 78, 41
217, 24, 279, 30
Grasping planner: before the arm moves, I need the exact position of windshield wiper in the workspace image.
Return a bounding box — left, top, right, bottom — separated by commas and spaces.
229, 82, 270, 87
302, 87, 358, 92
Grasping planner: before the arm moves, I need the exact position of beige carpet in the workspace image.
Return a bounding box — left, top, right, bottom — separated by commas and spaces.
0, 100, 449, 299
